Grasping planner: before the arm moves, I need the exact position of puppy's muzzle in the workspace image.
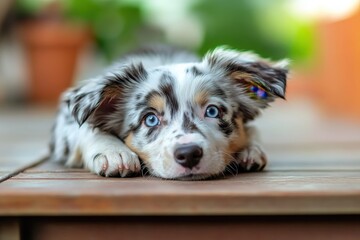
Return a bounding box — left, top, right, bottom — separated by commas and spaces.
174, 144, 203, 169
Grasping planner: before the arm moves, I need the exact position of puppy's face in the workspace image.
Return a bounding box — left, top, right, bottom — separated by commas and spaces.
73, 48, 288, 179
122, 64, 250, 179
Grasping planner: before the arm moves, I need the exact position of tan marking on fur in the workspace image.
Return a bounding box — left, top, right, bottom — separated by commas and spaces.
230, 72, 253, 83
99, 85, 122, 107
124, 132, 150, 163
92, 85, 121, 117
195, 91, 208, 107
65, 145, 83, 168
148, 94, 165, 113
223, 117, 248, 165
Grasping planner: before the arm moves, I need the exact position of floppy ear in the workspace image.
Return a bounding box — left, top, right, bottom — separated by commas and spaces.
64, 63, 147, 131
203, 47, 289, 121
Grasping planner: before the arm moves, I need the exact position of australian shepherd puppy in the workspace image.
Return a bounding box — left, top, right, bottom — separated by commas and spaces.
50, 46, 288, 180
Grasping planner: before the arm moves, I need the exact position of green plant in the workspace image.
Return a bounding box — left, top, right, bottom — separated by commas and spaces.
15, 0, 159, 60
191, 0, 315, 66
63, 0, 148, 60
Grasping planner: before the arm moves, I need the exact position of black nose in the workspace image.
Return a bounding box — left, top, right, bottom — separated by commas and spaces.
174, 144, 203, 169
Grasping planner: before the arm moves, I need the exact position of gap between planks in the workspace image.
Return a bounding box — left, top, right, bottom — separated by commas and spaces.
0, 156, 49, 183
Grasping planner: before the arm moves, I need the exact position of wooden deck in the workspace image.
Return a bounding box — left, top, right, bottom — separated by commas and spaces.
1, 100, 360, 239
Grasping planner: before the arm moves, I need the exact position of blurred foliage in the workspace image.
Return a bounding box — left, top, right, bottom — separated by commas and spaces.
15, 0, 315, 64
63, 0, 150, 60
191, 0, 315, 64
15, 0, 162, 60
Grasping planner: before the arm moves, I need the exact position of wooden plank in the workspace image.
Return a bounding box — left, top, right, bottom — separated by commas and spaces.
0, 151, 48, 172
1, 104, 360, 218
0, 170, 359, 216
3, 154, 360, 216
0, 156, 48, 182
0, 172, 10, 180
24, 160, 87, 173
267, 152, 360, 171
13, 172, 102, 179
23, 151, 360, 174
0, 220, 20, 240
0, 107, 52, 181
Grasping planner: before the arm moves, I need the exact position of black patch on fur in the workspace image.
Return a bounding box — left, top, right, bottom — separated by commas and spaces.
135, 101, 147, 111
71, 104, 83, 125
73, 93, 87, 104
131, 119, 143, 132
182, 113, 198, 132
72, 87, 80, 94
219, 104, 228, 115
175, 134, 183, 139
237, 102, 259, 122
258, 163, 266, 171
91, 97, 119, 130
49, 125, 55, 155
105, 64, 148, 91
136, 93, 142, 100
70, 63, 149, 131
188, 66, 203, 76
231, 113, 238, 129
160, 72, 172, 84
207, 51, 287, 99
65, 99, 71, 109
226, 62, 287, 99
63, 138, 69, 156
186, 101, 196, 119
218, 119, 233, 136
120, 63, 148, 84
71, 92, 99, 126
248, 62, 287, 88
145, 127, 161, 143
182, 113, 205, 138
159, 74, 179, 118
210, 85, 227, 100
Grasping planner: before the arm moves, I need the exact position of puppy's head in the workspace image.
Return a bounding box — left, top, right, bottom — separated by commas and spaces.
71, 48, 289, 179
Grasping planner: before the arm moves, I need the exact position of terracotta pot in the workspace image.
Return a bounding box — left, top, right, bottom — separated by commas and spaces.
20, 21, 90, 104
316, 10, 360, 120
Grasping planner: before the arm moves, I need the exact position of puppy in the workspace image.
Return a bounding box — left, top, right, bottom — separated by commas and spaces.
50, 46, 288, 180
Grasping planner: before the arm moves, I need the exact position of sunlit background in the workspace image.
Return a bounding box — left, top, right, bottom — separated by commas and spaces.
0, 0, 360, 165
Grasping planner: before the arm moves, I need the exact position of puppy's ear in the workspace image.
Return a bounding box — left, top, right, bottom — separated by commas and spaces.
64, 63, 147, 130
203, 47, 289, 121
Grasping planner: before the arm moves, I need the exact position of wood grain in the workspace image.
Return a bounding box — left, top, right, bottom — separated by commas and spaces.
0, 156, 48, 182
0, 107, 52, 182
1, 168, 360, 216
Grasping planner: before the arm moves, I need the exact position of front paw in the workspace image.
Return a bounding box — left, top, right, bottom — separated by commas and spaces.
92, 149, 141, 177
236, 145, 267, 172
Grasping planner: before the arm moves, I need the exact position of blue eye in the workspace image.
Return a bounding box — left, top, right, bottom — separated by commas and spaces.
205, 105, 220, 118
144, 114, 160, 127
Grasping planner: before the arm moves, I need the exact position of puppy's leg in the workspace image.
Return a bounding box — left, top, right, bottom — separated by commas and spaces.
79, 125, 141, 177
236, 126, 267, 172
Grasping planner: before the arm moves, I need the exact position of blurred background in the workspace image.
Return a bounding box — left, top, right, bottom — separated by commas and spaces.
0, 0, 360, 169
0, 0, 359, 117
